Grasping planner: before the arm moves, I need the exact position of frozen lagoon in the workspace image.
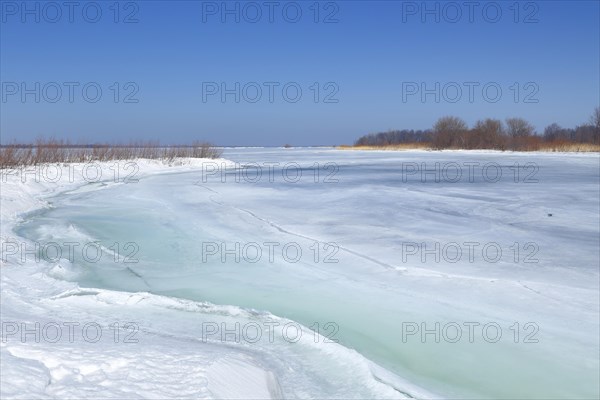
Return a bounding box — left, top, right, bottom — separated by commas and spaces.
2, 148, 599, 399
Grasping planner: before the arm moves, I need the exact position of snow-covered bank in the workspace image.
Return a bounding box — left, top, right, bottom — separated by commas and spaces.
3, 148, 599, 398
0, 157, 428, 399
0, 159, 264, 399
1, 158, 235, 235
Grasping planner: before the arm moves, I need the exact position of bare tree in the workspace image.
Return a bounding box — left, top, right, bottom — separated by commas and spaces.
505, 117, 536, 150
505, 118, 535, 138
432, 116, 468, 148
590, 107, 600, 132
543, 123, 570, 142
472, 119, 506, 149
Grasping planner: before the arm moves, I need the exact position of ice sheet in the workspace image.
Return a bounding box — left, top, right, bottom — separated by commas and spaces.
2, 150, 599, 399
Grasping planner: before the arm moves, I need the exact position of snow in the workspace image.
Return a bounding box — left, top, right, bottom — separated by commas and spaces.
1, 149, 599, 399
1, 156, 424, 399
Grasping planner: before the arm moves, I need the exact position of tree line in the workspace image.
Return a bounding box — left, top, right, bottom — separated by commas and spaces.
354, 108, 600, 151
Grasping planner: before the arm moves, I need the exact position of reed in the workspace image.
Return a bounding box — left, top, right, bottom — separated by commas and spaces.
0, 138, 222, 168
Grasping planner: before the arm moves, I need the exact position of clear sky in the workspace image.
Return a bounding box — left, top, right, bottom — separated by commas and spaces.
1, 0, 599, 146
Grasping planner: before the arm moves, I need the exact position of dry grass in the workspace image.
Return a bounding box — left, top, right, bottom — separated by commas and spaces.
536, 142, 600, 152
338, 142, 600, 153
337, 143, 431, 151
0, 139, 222, 169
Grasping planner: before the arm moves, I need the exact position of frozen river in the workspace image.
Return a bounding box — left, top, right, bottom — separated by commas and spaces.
4, 148, 599, 399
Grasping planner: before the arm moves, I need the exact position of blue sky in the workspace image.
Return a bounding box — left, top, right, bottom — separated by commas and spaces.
1, 0, 599, 146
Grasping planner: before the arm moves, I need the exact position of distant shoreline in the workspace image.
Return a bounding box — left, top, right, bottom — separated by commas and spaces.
336, 144, 600, 153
